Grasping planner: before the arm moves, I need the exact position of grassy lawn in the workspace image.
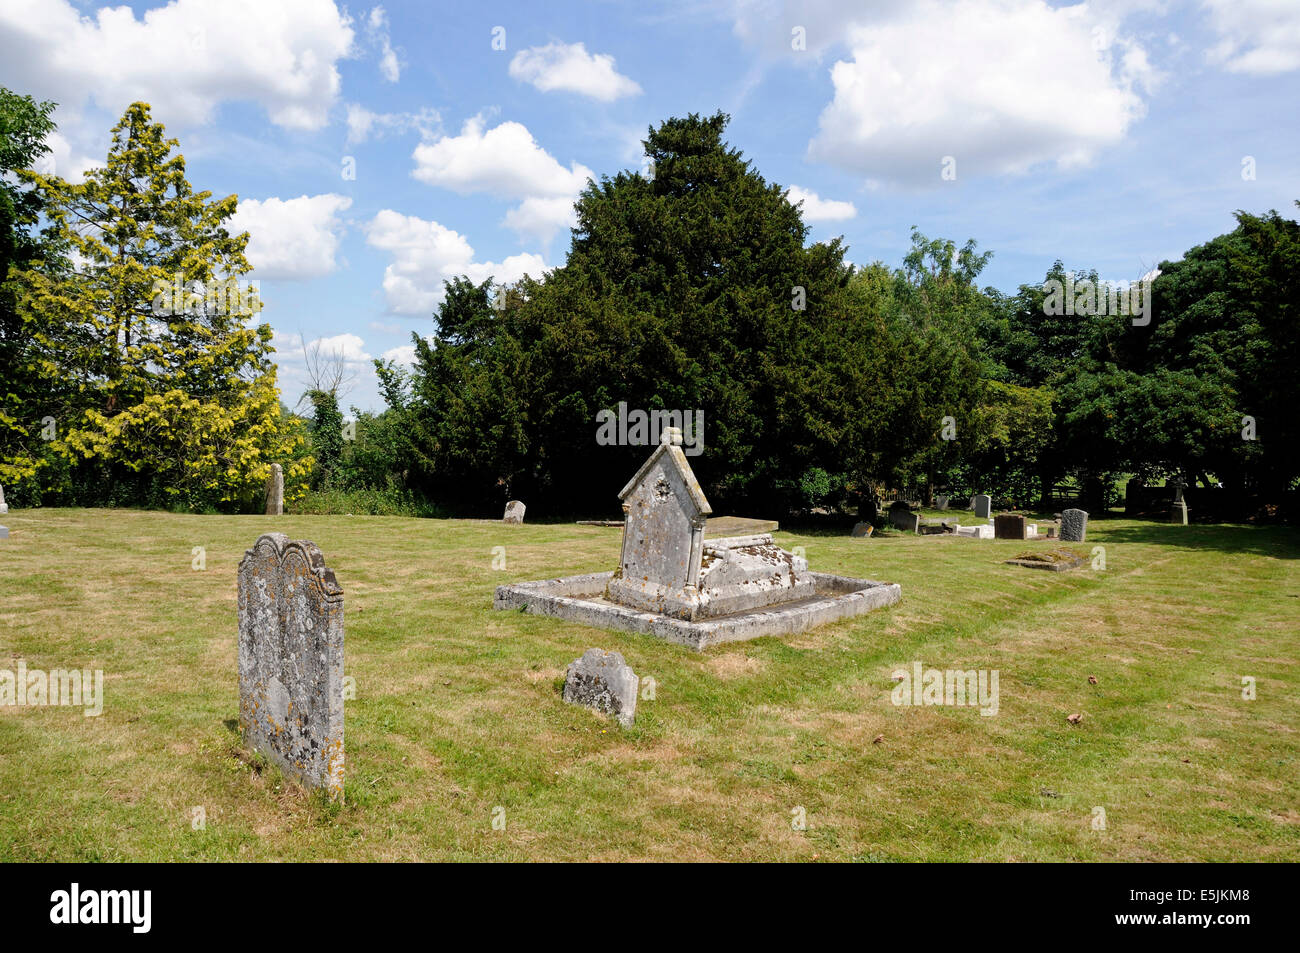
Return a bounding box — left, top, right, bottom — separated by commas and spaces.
1, 508, 1297, 861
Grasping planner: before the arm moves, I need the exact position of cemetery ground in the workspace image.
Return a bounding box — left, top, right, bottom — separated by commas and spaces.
0, 508, 1297, 862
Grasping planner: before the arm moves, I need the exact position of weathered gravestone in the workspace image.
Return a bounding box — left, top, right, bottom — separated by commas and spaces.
563, 648, 638, 727
972, 494, 993, 519
238, 533, 344, 801
850, 521, 874, 538
0, 483, 7, 514
1060, 508, 1089, 542
503, 500, 526, 524
1170, 500, 1189, 524
264, 464, 283, 516
994, 514, 1028, 540
889, 500, 917, 532
935, 495, 950, 511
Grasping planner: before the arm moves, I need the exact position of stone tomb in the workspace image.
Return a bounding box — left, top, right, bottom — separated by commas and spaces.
994, 514, 1027, 540
1060, 508, 1089, 542
237, 533, 344, 800
495, 428, 900, 649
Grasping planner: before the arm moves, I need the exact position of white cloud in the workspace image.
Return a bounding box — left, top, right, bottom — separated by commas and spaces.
411, 116, 593, 242
366, 209, 547, 314
805, 0, 1152, 186
0, 0, 354, 131
345, 103, 440, 145
1204, 0, 1300, 74
229, 194, 352, 280
32, 132, 103, 184
365, 5, 402, 82
785, 185, 856, 222
508, 42, 642, 101
381, 343, 418, 366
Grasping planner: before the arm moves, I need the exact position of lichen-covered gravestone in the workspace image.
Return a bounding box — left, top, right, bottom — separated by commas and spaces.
238, 533, 344, 800
264, 464, 283, 516
1060, 508, 1089, 542
563, 649, 637, 727
503, 500, 526, 524
972, 494, 992, 519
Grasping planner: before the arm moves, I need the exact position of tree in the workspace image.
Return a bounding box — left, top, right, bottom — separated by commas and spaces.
16, 102, 306, 509
0, 87, 57, 493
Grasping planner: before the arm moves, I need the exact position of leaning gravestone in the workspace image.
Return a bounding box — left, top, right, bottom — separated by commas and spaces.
238, 533, 344, 801
972, 494, 992, 519
1060, 508, 1089, 542
850, 521, 873, 538
563, 649, 637, 727
503, 500, 526, 524
264, 464, 283, 516
994, 514, 1028, 540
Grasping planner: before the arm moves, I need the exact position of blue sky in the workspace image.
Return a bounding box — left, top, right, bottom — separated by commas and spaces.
1, 0, 1298, 412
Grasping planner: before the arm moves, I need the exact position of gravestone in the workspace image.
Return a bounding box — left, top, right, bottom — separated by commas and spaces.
850, 521, 873, 538
0, 483, 7, 514
1170, 500, 1189, 524
1060, 508, 1089, 542
994, 513, 1028, 540
888, 500, 915, 531
237, 533, 344, 801
264, 464, 283, 516
972, 494, 992, 519
954, 524, 994, 539
935, 495, 950, 511
563, 649, 638, 727
503, 500, 526, 524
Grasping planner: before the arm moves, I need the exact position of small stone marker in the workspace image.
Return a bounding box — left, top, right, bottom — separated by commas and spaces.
994, 514, 1027, 540
238, 533, 344, 801
503, 500, 526, 524
0, 483, 7, 515
563, 648, 637, 727
851, 521, 873, 538
972, 494, 992, 519
1060, 508, 1089, 542
1170, 500, 1189, 524
264, 463, 283, 516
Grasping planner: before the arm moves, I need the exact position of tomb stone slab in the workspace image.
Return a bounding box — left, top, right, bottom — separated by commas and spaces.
237, 533, 344, 800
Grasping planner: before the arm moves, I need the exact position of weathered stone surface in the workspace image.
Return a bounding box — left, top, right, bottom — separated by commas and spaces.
237, 533, 344, 800
264, 464, 283, 516
563, 649, 638, 727
972, 494, 992, 519
889, 501, 918, 532
695, 533, 814, 616
606, 427, 712, 619
1170, 501, 1189, 525
1060, 508, 1089, 542
954, 524, 994, 539
0, 483, 8, 514
935, 495, 949, 511
994, 514, 1027, 540
850, 521, 873, 538
1004, 549, 1087, 572
497, 570, 902, 650
503, 500, 526, 524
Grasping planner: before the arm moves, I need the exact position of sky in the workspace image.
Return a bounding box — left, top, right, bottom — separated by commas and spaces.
1, 0, 1298, 413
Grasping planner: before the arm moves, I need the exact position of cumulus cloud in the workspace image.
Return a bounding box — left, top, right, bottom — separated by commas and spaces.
800, 0, 1153, 186
32, 131, 103, 184
365, 5, 402, 82
229, 194, 352, 280
785, 185, 856, 222
508, 41, 642, 100
365, 209, 547, 315
411, 116, 593, 242
0, 0, 354, 131
1203, 0, 1300, 74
